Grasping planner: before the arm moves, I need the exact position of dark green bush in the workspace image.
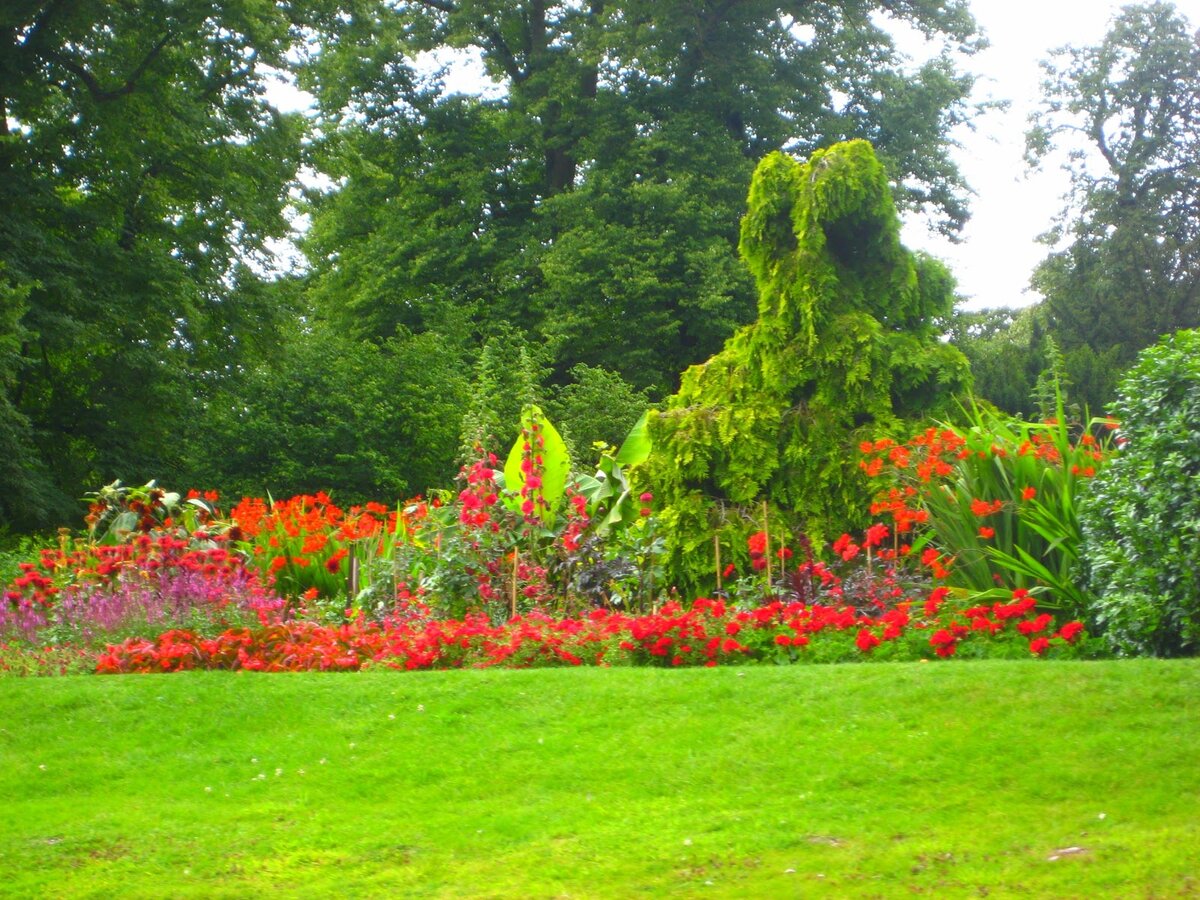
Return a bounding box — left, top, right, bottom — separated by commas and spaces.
1079, 330, 1200, 656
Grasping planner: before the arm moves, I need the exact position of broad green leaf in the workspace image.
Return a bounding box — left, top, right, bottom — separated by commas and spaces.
504, 405, 572, 524
614, 410, 651, 468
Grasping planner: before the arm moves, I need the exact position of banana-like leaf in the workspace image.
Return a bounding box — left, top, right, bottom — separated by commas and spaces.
503, 405, 571, 525
614, 410, 652, 467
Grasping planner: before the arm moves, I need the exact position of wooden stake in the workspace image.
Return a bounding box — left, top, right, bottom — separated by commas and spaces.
762, 500, 772, 590
714, 533, 722, 592
510, 548, 520, 620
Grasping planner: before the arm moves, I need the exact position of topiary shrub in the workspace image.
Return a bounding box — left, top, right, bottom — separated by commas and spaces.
642, 140, 971, 596
1079, 329, 1200, 656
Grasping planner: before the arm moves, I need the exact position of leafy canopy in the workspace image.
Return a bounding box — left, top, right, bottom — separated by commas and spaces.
303, 1, 983, 394
1026, 1, 1200, 411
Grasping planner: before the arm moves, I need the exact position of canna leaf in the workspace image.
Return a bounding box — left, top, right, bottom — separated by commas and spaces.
614, 410, 652, 467
504, 405, 572, 525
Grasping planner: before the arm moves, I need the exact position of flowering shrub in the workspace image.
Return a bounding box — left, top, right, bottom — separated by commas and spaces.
216, 407, 661, 622
858, 402, 1112, 618
84, 480, 220, 543
93, 591, 1094, 674
0, 531, 284, 648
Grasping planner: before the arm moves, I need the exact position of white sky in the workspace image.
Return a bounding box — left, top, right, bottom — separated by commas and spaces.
903, 0, 1200, 310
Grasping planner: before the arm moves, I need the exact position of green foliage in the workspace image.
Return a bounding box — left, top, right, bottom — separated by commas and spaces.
575, 411, 653, 538
1079, 330, 1200, 657
0, 3, 342, 528
194, 323, 469, 503
503, 406, 570, 526
644, 141, 971, 595
946, 306, 1046, 418
458, 326, 550, 462
545, 365, 652, 463
1027, 2, 1200, 412
303, 0, 983, 394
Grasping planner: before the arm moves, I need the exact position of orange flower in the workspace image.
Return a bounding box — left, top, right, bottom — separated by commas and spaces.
969, 498, 1002, 517
859, 457, 884, 477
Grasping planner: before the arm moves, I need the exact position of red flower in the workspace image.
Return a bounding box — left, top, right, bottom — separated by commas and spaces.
855, 629, 880, 652
859, 457, 884, 477
1018, 613, 1054, 636
970, 498, 1003, 517
747, 531, 768, 557
929, 629, 957, 658
831, 533, 860, 561
1021, 486, 1037, 501
325, 548, 348, 573
1057, 621, 1085, 643
722, 563, 736, 579
1029, 636, 1051, 656
924, 586, 950, 617
864, 523, 889, 548
977, 526, 995, 539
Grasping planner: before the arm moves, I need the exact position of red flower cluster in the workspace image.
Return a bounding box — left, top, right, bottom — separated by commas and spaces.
93, 590, 1088, 674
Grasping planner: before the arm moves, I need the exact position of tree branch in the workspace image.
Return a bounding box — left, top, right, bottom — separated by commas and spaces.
16, 0, 69, 59
53, 30, 173, 103
481, 24, 526, 83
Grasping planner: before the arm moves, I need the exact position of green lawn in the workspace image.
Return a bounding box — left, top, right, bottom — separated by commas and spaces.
1, 661, 1197, 898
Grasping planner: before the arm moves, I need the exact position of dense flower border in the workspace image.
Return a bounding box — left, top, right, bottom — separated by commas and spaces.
93, 594, 1090, 674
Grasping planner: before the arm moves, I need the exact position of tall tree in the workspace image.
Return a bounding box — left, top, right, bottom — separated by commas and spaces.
1026, 2, 1200, 411
0, 1, 336, 528
303, 1, 982, 394
947, 305, 1048, 418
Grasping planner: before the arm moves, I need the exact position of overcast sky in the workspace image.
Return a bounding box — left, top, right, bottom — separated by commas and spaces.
904, 0, 1200, 310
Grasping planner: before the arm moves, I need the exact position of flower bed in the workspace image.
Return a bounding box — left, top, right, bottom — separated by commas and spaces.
93, 593, 1091, 674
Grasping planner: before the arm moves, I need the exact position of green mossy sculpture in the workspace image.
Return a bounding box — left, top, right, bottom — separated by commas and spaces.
644, 140, 971, 595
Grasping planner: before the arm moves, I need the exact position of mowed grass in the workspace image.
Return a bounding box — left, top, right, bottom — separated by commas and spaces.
1, 661, 1197, 898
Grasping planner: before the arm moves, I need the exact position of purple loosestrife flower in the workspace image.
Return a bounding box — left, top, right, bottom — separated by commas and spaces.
6, 564, 286, 647
0, 599, 49, 644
